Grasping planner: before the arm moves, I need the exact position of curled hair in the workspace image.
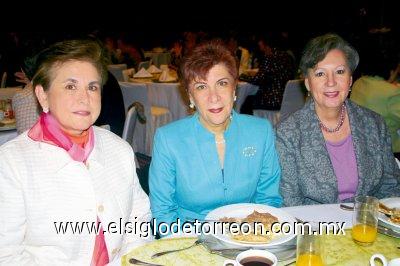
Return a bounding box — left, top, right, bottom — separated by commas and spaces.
31, 39, 109, 91
180, 39, 238, 91
299, 33, 359, 77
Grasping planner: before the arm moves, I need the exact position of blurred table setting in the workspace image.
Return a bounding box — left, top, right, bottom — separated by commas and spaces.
122, 203, 400, 266
144, 48, 172, 68
0, 87, 20, 146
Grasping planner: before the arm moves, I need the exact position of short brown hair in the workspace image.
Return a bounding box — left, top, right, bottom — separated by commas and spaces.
181, 39, 238, 91
31, 39, 109, 91
299, 33, 359, 77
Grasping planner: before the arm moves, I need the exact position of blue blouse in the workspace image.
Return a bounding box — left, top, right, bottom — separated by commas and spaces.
149, 111, 282, 235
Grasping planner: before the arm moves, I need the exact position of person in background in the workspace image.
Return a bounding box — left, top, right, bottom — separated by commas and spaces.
276, 33, 400, 207
94, 70, 126, 137
350, 40, 400, 158
226, 34, 251, 75
169, 39, 184, 71
117, 35, 145, 70
149, 39, 282, 236
240, 34, 295, 114
0, 39, 152, 265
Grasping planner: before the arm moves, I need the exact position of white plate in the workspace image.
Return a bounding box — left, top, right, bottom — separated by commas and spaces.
379, 197, 400, 232
205, 203, 297, 248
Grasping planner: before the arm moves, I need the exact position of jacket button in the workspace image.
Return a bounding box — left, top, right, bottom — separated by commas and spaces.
112, 248, 119, 255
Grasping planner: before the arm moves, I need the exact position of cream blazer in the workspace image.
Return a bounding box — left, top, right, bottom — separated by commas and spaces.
0, 127, 153, 265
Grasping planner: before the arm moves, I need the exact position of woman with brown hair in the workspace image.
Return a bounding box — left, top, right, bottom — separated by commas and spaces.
149, 39, 282, 236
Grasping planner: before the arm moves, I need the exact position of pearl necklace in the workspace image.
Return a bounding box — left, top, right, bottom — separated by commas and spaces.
317, 104, 346, 133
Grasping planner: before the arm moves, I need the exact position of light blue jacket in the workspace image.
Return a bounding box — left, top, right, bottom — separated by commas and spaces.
149, 111, 282, 234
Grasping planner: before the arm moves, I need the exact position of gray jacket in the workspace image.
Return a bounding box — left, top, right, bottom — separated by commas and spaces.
276, 99, 400, 206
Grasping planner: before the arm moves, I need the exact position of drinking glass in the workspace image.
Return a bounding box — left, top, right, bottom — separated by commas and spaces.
351, 195, 379, 246
296, 232, 324, 266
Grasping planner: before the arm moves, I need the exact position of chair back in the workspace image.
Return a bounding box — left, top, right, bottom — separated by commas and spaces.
118, 82, 150, 113
122, 104, 138, 147
107, 64, 127, 82
1, 72, 7, 88
253, 110, 281, 126
279, 79, 308, 122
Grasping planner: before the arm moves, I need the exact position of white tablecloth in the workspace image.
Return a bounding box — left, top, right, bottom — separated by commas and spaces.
283, 203, 353, 229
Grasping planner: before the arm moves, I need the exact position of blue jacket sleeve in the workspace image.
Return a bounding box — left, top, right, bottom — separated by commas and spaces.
254, 122, 283, 207
149, 129, 179, 236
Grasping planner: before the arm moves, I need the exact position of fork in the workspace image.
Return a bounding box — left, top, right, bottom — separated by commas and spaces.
150, 239, 202, 259
129, 257, 164, 266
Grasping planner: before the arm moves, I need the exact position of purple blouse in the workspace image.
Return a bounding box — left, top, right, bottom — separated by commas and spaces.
326, 134, 359, 201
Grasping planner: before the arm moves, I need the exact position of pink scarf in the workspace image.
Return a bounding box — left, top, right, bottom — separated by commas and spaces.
28, 112, 94, 162
28, 113, 109, 266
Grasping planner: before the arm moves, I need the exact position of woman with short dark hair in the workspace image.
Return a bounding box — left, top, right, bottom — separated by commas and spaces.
150, 39, 282, 236
276, 33, 400, 206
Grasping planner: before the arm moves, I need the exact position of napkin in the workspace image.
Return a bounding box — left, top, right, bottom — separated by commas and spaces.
159, 69, 177, 82
133, 68, 153, 78
147, 65, 162, 74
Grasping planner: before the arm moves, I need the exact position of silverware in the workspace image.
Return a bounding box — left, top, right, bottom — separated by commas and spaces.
339, 204, 354, 211
129, 257, 164, 266
377, 225, 400, 238
150, 239, 202, 259
340, 203, 400, 218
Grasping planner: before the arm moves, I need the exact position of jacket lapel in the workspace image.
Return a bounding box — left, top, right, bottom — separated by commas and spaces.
302, 100, 338, 202
222, 112, 239, 189
192, 114, 223, 185
346, 101, 372, 197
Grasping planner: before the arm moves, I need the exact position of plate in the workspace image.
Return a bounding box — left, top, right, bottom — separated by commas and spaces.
378, 197, 400, 232
205, 203, 297, 248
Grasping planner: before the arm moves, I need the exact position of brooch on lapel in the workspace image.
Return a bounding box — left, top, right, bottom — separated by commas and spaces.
242, 146, 257, 157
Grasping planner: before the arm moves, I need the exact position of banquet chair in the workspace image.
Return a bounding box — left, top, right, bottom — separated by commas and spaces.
107, 64, 127, 82
253, 110, 281, 127
119, 82, 172, 156
1, 72, 7, 88
279, 79, 308, 122
122, 103, 139, 147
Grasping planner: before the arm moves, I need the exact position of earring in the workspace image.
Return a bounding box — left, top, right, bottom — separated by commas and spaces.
307, 91, 311, 97
233, 95, 237, 102
43, 107, 49, 113
189, 102, 195, 109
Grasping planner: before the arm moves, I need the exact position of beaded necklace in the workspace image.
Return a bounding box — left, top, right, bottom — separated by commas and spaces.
317, 103, 346, 133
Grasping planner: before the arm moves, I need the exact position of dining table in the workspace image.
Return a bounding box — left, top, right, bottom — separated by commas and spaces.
0, 87, 21, 146
122, 204, 400, 266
